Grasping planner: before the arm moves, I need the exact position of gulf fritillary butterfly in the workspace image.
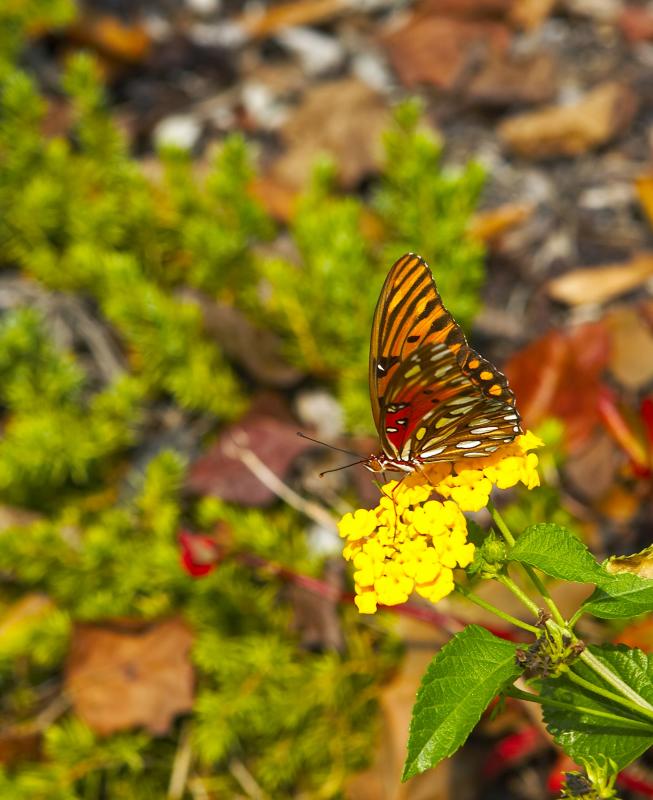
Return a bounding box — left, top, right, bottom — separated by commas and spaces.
365, 253, 522, 475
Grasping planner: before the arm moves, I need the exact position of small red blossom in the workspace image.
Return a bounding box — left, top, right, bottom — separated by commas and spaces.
179, 530, 220, 578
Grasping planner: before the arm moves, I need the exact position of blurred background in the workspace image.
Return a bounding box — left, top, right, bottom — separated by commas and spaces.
1, 0, 653, 797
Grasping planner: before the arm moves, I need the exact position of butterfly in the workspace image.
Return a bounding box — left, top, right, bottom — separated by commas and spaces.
365, 253, 522, 475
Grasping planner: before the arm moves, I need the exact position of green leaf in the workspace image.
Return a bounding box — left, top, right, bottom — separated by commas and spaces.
402, 625, 519, 781
541, 644, 653, 771
508, 523, 604, 583
583, 573, 653, 619
508, 525, 653, 619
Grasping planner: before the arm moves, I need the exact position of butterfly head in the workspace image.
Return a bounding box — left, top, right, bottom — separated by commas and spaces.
364, 456, 386, 473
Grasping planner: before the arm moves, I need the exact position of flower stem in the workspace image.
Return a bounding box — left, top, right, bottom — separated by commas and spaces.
455, 585, 540, 634
567, 669, 653, 723
505, 687, 653, 733
497, 574, 541, 618
580, 649, 653, 715
488, 501, 515, 546
489, 502, 567, 627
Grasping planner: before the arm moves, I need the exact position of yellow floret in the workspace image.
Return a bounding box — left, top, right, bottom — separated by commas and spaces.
340, 430, 543, 613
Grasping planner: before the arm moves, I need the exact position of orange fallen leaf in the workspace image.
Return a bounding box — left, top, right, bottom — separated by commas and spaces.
499, 82, 638, 158
237, 0, 347, 39
546, 253, 653, 306
249, 176, 298, 223
509, 0, 556, 29
504, 322, 610, 451
615, 615, 653, 651
67, 14, 151, 63
469, 202, 535, 246
635, 174, 653, 230
65, 618, 194, 735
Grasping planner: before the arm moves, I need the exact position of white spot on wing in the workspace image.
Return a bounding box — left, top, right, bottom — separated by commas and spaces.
420, 446, 445, 458
470, 426, 498, 434
456, 440, 482, 449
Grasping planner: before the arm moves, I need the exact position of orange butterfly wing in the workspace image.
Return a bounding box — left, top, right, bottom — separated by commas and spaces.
369, 254, 521, 461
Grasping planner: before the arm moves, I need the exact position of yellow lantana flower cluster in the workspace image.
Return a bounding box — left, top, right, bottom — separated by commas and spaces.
338, 432, 542, 613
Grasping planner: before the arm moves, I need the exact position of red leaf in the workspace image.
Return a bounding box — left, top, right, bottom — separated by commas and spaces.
504, 323, 610, 451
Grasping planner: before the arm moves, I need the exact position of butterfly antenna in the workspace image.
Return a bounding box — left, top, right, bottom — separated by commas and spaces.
319, 459, 368, 478
296, 431, 361, 458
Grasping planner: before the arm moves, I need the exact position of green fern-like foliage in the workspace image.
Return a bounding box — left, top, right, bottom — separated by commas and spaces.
375, 99, 486, 329
255, 103, 486, 430
0, 8, 487, 795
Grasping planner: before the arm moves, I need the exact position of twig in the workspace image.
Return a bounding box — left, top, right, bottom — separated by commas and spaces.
168, 720, 193, 800
224, 433, 338, 531
229, 758, 268, 800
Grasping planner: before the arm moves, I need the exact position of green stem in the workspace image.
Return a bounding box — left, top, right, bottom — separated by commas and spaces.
488, 501, 515, 546
489, 502, 566, 627
455, 585, 540, 635
580, 649, 653, 714
568, 607, 584, 629
505, 687, 653, 733
497, 574, 540, 618
567, 669, 653, 723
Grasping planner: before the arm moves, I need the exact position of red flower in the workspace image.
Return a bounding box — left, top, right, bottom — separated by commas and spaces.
179, 530, 220, 577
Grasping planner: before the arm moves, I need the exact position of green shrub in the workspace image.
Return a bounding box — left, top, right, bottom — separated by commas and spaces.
0, 13, 485, 796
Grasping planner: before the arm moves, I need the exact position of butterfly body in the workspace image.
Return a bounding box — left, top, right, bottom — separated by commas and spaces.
367, 253, 522, 473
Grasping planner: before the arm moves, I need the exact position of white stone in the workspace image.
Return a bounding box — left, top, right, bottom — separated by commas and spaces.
153, 114, 202, 150
276, 26, 345, 77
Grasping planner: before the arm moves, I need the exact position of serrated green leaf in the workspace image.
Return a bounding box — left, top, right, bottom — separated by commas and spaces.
402, 625, 519, 781
583, 573, 653, 619
508, 524, 604, 583
507, 525, 653, 620
541, 644, 653, 771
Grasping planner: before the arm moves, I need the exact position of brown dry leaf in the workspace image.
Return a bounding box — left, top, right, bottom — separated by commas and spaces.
606, 545, 653, 579
0, 730, 41, 766
67, 14, 151, 63
382, 15, 510, 91
346, 617, 451, 800
499, 82, 638, 158
504, 322, 610, 451
467, 51, 557, 107
563, 430, 622, 502
183, 290, 303, 388
605, 305, 653, 391
509, 0, 556, 29
65, 618, 194, 735
546, 253, 653, 306
469, 202, 535, 246
619, 5, 653, 43
237, 0, 347, 38
0, 505, 41, 532
187, 413, 315, 506
272, 79, 391, 189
